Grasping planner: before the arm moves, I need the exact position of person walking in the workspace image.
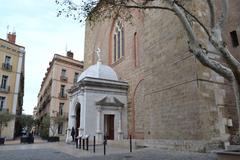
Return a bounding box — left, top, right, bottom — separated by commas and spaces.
71, 127, 75, 142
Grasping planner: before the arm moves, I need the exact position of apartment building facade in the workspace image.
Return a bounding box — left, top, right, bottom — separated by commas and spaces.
36, 51, 83, 139
0, 32, 25, 139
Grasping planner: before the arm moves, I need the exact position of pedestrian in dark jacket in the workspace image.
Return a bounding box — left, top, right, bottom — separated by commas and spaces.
71, 127, 75, 142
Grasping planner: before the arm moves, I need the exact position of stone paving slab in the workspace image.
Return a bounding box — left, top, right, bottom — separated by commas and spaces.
0, 149, 78, 160
0, 147, 218, 160
0, 141, 131, 157
79, 149, 218, 160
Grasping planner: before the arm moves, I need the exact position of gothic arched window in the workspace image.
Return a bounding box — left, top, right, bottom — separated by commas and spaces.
113, 21, 124, 63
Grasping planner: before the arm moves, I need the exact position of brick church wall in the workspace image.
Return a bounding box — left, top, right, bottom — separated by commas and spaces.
83, 0, 240, 150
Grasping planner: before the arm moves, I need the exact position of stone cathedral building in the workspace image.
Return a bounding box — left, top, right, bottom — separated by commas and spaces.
67, 1, 240, 151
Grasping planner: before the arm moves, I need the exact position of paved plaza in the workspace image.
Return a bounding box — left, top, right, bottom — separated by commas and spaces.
0, 138, 218, 160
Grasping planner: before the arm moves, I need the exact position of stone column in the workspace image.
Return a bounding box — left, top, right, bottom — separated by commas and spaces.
118, 108, 123, 140
66, 98, 75, 143
96, 106, 103, 143
79, 128, 84, 136
66, 115, 75, 143
65, 128, 72, 143
78, 127, 81, 136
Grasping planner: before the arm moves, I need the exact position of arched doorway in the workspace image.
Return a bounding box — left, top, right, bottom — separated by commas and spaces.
75, 103, 81, 137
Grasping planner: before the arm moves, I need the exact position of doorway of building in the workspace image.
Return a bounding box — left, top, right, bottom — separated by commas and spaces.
75, 103, 81, 137
104, 114, 114, 140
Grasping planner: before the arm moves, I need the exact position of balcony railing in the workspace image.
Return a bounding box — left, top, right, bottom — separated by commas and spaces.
2, 63, 12, 71
60, 75, 68, 82
0, 86, 10, 93
59, 93, 67, 99
51, 111, 68, 120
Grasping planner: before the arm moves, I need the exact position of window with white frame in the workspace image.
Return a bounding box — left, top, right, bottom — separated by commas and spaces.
59, 103, 64, 116
2, 55, 12, 71
58, 122, 63, 134
113, 21, 124, 63
60, 85, 65, 97
61, 69, 66, 76
1, 75, 8, 89
5, 56, 11, 65
0, 96, 6, 110
74, 72, 79, 83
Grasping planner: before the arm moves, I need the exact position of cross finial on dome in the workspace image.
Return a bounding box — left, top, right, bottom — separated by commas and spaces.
95, 48, 102, 62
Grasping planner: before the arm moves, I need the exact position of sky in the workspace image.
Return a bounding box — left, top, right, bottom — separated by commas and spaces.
0, 0, 85, 115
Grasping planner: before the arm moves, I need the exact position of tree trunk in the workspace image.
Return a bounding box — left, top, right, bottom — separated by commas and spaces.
232, 79, 240, 132
170, 0, 240, 133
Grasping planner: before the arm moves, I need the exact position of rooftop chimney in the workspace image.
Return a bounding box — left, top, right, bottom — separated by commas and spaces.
67, 51, 74, 59
7, 32, 16, 44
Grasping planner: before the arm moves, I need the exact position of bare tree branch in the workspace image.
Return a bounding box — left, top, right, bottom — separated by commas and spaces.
207, 0, 240, 85
169, 1, 197, 44
189, 45, 234, 82
107, 0, 174, 12
207, 0, 215, 28
211, 39, 240, 69
218, 0, 229, 29
175, 2, 211, 39
212, 42, 240, 90
124, 5, 174, 12
168, 0, 234, 82
232, 79, 240, 128
202, 56, 234, 81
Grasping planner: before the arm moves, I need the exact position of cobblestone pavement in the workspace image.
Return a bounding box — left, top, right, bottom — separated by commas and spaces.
0, 140, 217, 160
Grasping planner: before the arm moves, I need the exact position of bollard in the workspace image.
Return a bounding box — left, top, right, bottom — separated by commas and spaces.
93, 136, 96, 153
79, 137, 81, 149
86, 137, 89, 151
130, 135, 132, 152
75, 138, 78, 149
103, 135, 107, 155
83, 139, 85, 150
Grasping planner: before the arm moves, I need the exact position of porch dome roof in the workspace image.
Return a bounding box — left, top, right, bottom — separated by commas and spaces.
77, 62, 118, 82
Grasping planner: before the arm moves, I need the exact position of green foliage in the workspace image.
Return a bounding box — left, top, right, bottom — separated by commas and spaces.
39, 114, 66, 138
16, 114, 35, 133
39, 115, 50, 139
55, 0, 135, 23
41, 115, 50, 129
39, 127, 49, 139
49, 115, 66, 137
0, 111, 14, 137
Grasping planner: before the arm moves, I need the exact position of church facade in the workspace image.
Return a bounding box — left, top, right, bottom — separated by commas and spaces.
68, 1, 240, 151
